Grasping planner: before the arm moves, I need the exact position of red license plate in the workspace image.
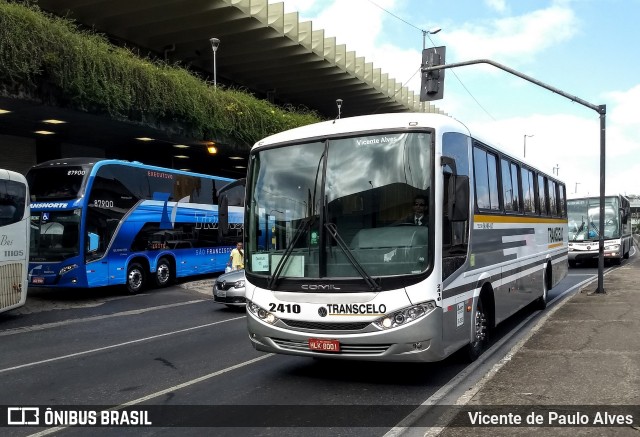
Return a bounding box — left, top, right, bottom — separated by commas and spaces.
32, 277, 45, 284
309, 338, 340, 352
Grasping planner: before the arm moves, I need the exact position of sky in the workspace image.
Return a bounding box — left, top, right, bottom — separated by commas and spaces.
270, 0, 640, 198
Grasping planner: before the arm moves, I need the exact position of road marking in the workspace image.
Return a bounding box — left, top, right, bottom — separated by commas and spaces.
27, 353, 274, 437
384, 273, 600, 437
0, 300, 206, 337
0, 315, 246, 375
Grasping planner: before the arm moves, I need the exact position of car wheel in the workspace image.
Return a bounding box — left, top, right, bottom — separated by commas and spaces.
155, 257, 173, 288
126, 262, 145, 294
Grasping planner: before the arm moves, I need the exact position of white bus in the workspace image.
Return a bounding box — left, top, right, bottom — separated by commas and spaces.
238, 113, 568, 362
567, 195, 632, 267
0, 168, 29, 314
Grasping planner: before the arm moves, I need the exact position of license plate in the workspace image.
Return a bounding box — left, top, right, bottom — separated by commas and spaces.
309, 338, 340, 352
32, 277, 45, 284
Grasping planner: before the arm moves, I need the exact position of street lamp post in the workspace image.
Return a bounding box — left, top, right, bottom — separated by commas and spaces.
575, 182, 581, 194
209, 38, 220, 88
523, 134, 534, 158
553, 164, 560, 176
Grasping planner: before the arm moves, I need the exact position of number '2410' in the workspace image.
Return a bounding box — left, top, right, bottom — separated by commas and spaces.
268, 303, 301, 313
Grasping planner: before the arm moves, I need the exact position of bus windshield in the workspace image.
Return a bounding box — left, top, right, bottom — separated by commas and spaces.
246, 131, 433, 281
30, 210, 82, 262
568, 197, 620, 241
28, 167, 86, 200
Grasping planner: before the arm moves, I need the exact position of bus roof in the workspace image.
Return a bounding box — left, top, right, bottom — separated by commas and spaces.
29, 158, 235, 182
252, 112, 470, 149
0, 168, 27, 183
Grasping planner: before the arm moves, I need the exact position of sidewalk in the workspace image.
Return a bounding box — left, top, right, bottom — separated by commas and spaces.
438, 236, 640, 436
178, 277, 215, 297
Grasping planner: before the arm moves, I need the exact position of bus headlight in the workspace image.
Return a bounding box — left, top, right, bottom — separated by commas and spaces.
373, 301, 437, 330
605, 244, 619, 251
59, 264, 78, 275
247, 300, 278, 325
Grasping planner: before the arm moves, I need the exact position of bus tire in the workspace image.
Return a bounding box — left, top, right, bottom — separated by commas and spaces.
155, 257, 173, 288
126, 262, 145, 294
535, 266, 549, 310
465, 297, 488, 362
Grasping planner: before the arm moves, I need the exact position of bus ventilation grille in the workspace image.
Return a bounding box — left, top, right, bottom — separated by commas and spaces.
0, 263, 23, 310
281, 319, 371, 331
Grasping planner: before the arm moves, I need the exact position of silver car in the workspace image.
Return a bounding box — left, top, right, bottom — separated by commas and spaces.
213, 269, 246, 308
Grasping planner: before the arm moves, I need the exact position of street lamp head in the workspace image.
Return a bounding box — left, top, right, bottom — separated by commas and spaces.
209, 37, 220, 52
428, 27, 442, 35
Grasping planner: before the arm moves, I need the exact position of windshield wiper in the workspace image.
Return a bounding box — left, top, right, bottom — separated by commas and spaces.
267, 217, 314, 290
324, 222, 380, 292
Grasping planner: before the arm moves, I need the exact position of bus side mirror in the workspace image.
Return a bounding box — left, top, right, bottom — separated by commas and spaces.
442, 155, 468, 222
450, 176, 469, 222
219, 195, 229, 236
620, 207, 630, 224
87, 232, 99, 252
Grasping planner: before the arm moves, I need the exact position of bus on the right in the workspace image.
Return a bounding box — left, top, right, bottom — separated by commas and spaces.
567, 195, 632, 267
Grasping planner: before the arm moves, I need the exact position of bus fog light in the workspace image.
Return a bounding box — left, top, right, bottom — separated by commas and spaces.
382, 318, 392, 328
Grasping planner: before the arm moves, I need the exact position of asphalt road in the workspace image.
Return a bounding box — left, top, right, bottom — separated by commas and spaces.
0, 253, 633, 437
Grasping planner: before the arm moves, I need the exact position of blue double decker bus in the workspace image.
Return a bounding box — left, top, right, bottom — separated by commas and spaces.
26, 158, 244, 293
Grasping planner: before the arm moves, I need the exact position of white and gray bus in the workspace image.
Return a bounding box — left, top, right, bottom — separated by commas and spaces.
567, 195, 632, 266
238, 113, 568, 362
0, 168, 29, 314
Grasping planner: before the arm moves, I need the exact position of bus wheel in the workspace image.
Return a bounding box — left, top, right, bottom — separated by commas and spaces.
155, 257, 173, 288
535, 267, 549, 310
126, 262, 145, 294
465, 298, 488, 362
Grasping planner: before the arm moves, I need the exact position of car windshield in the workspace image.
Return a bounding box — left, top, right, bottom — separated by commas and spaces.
245, 131, 433, 282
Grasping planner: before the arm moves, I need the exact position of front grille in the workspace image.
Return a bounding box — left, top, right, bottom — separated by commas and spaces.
281, 319, 371, 331
0, 263, 23, 310
214, 295, 246, 304
272, 338, 391, 355
215, 281, 234, 291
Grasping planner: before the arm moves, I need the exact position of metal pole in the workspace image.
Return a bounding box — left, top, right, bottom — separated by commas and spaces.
524, 134, 526, 158
213, 51, 217, 88
595, 105, 607, 293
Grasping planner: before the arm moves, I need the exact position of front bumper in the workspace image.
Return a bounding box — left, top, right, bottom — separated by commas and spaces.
246, 307, 446, 362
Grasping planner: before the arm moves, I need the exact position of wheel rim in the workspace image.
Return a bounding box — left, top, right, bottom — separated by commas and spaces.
128, 268, 142, 291
157, 262, 170, 285
472, 303, 487, 347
